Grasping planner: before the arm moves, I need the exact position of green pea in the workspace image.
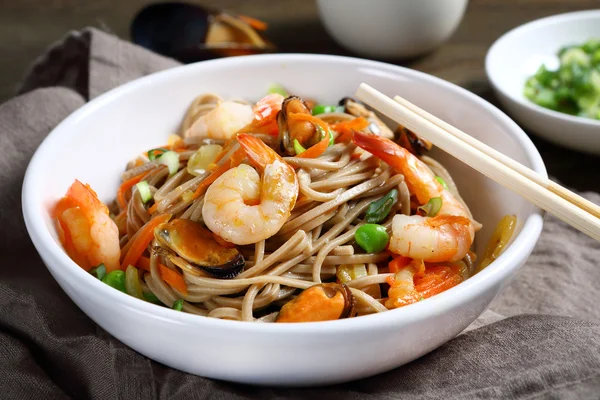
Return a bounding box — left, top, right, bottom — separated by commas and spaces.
172, 299, 184, 311
355, 224, 389, 253
102, 270, 126, 293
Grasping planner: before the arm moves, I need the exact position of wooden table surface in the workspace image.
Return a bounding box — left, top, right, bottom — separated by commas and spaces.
2, 0, 599, 189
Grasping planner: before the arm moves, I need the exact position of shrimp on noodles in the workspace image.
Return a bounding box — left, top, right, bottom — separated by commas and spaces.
354, 132, 476, 263
202, 133, 299, 245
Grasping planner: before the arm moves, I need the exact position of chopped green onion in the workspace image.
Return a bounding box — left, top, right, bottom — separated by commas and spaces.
365, 189, 398, 223
125, 265, 144, 299
312, 104, 345, 115
316, 125, 335, 146
143, 291, 163, 305
158, 151, 179, 176
418, 197, 443, 217
268, 83, 289, 97
147, 148, 168, 161
435, 176, 448, 189
293, 139, 306, 155
102, 270, 126, 293
172, 299, 184, 311
355, 224, 389, 253
90, 263, 106, 280
135, 180, 152, 204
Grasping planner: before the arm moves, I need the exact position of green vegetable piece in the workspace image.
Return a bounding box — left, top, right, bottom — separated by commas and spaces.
418, 197, 443, 217
102, 270, 127, 293
316, 125, 335, 146
173, 299, 184, 311
125, 265, 144, 299
592, 49, 600, 65
582, 39, 600, 54
90, 263, 106, 280
147, 148, 168, 161
365, 189, 398, 223
293, 139, 306, 155
158, 151, 180, 176
268, 83, 288, 97
136, 180, 152, 204
143, 291, 163, 305
312, 104, 345, 115
561, 48, 590, 67
355, 224, 389, 253
534, 89, 558, 110
434, 176, 448, 189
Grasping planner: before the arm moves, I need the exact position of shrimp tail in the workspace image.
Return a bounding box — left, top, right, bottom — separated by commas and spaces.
352, 131, 406, 171
237, 133, 280, 172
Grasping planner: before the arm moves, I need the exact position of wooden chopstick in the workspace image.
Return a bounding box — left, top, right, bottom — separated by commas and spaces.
355, 83, 600, 241
392, 93, 600, 219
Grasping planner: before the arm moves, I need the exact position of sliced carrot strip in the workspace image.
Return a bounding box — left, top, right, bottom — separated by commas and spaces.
414, 265, 462, 298
137, 256, 188, 295
330, 117, 370, 143
159, 265, 188, 295
117, 172, 147, 210
147, 203, 159, 215
120, 214, 171, 270
297, 135, 329, 159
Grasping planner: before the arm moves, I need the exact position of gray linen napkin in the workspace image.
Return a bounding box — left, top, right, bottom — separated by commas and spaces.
2, 28, 599, 399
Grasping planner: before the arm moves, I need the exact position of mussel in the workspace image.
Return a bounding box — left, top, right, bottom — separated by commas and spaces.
396, 126, 433, 155
131, 2, 276, 63
339, 97, 394, 139
277, 96, 319, 155
276, 283, 355, 323
154, 218, 244, 279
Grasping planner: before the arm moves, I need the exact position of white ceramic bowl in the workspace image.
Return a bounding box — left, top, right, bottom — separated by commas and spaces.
316, 0, 468, 59
486, 10, 600, 154
22, 54, 545, 386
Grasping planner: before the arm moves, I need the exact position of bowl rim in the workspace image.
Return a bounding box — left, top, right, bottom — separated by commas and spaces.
485, 9, 600, 128
22, 53, 545, 334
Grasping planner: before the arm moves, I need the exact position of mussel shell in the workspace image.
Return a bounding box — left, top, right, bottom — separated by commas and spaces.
198, 253, 245, 279
131, 2, 212, 61
154, 219, 245, 279
276, 283, 355, 322
277, 95, 317, 155
131, 2, 275, 63
396, 126, 432, 155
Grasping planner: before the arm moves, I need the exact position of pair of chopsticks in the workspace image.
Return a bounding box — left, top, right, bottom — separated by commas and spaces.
355, 83, 600, 241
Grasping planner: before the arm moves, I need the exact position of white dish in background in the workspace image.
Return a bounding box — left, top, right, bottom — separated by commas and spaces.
22, 54, 544, 386
486, 10, 600, 154
316, 0, 468, 59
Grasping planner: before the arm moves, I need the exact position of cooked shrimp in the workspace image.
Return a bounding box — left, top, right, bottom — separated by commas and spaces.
353, 132, 476, 262
202, 133, 298, 245
184, 100, 254, 140
53, 180, 121, 272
